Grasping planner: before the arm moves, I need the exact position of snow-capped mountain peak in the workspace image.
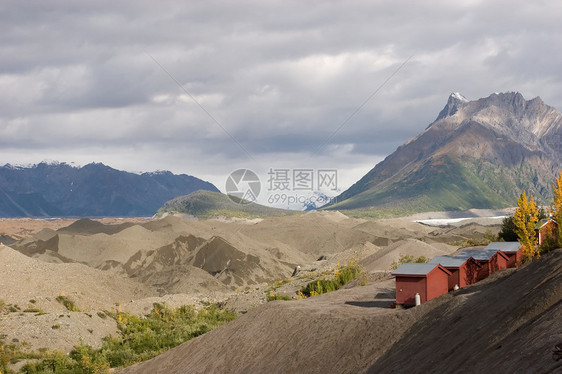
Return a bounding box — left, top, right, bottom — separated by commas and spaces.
450, 92, 468, 102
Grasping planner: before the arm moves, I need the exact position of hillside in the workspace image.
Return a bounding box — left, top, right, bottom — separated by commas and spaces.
0, 162, 219, 217
5, 212, 491, 305
328, 92, 562, 217
0, 214, 513, 370
157, 190, 297, 219
368, 249, 562, 373
120, 249, 562, 374
0, 244, 155, 352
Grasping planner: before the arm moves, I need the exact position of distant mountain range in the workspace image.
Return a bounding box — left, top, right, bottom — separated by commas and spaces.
328, 92, 562, 216
0, 162, 219, 217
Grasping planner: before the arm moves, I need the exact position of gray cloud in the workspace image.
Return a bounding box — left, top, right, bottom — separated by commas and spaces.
1, 0, 561, 192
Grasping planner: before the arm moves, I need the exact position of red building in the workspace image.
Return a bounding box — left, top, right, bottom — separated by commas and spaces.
535, 218, 558, 246
484, 242, 522, 267
429, 256, 481, 290
458, 249, 509, 281
392, 263, 451, 306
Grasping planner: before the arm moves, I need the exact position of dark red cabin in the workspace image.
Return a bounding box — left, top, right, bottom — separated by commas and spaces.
484, 242, 522, 267
392, 263, 451, 306
535, 218, 558, 246
458, 249, 509, 281
429, 256, 481, 290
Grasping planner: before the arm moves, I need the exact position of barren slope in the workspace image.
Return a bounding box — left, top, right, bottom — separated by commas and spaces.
6, 214, 495, 297
0, 244, 155, 351
368, 249, 562, 373
121, 249, 562, 374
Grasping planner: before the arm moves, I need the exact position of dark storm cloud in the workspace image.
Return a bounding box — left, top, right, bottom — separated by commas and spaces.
1, 0, 562, 189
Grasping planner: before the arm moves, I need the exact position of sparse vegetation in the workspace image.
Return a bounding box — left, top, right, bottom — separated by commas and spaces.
265, 278, 293, 301
390, 254, 429, 270
273, 278, 291, 288
0, 338, 43, 374
300, 261, 362, 297
56, 294, 79, 312
356, 271, 369, 286
266, 292, 291, 301
23, 307, 44, 314
17, 303, 236, 373
297, 268, 333, 282
97, 311, 107, 319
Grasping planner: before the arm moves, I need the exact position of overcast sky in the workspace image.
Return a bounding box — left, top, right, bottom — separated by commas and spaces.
2, 0, 562, 203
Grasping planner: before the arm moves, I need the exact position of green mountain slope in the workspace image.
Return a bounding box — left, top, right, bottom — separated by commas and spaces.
157, 190, 297, 219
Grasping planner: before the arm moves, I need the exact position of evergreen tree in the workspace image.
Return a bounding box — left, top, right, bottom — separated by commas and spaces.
513, 190, 539, 259
498, 216, 518, 242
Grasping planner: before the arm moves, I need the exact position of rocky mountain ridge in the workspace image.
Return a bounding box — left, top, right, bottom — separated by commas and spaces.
0, 162, 219, 217
329, 92, 562, 215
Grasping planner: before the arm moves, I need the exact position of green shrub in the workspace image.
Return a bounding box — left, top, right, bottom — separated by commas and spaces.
22, 303, 236, 372
1, 341, 42, 374
23, 307, 43, 313
266, 292, 291, 301
273, 278, 291, 288
21, 349, 86, 374
300, 261, 362, 297
56, 294, 79, 312
102, 303, 236, 367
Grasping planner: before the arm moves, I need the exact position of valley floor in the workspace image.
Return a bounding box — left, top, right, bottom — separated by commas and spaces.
0, 211, 536, 373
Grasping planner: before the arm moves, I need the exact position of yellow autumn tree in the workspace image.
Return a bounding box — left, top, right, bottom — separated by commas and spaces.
513, 189, 539, 259
551, 169, 562, 247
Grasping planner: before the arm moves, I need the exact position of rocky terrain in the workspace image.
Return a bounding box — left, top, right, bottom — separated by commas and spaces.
1, 212, 559, 373
330, 92, 562, 215
0, 212, 500, 357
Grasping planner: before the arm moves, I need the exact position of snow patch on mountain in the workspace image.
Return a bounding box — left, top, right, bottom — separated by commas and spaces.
451, 92, 468, 102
